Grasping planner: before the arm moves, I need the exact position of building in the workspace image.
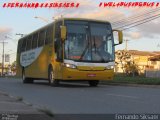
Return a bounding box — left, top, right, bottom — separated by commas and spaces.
0, 64, 11, 76
115, 50, 160, 74
148, 54, 160, 70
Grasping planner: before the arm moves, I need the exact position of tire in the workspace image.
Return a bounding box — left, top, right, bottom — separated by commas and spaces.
22, 69, 33, 84
48, 67, 59, 86
88, 80, 99, 87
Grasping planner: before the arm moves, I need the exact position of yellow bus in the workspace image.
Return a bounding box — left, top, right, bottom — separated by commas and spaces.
16, 18, 123, 87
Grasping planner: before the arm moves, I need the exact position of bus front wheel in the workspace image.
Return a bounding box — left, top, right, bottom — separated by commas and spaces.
48, 67, 59, 86
88, 80, 99, 87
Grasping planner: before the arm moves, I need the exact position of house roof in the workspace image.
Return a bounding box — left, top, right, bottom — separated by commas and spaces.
149, 54, 160, 61
116, 50, 159, 56
128, 50, 157, 56
153, 51, 160, 54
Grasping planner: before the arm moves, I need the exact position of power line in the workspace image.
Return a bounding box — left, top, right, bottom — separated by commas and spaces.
121, 14, 160, 31
114, 13, 160, 30
0, 40, 8, 76
111, 8, 158, 23
124, 39, 130, 50
112, 7, 160, 26
111, 8, 160, 31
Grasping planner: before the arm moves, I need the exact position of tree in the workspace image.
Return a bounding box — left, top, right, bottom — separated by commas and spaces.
11, 61, 16, 72
116, 50, 140, 76
116, 50, 131, 74
125, 61, 140, 77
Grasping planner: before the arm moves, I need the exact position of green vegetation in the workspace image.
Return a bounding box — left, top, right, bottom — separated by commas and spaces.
102, 75, 160, 85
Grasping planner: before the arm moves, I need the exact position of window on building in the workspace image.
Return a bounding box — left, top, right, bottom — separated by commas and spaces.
151, 61, 157, 65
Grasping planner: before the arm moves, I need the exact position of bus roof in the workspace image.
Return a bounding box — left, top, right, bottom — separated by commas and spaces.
62, 18, 110, 24
18, 18, 110, 41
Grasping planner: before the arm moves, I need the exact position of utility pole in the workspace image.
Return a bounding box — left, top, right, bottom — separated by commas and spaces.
157, 44, 160, 49
124, 39, 130, 51
0, 40, 8, 76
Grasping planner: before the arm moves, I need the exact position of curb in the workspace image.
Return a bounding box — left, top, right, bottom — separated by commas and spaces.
0, 91, 54, 120
100, 83, 160, 88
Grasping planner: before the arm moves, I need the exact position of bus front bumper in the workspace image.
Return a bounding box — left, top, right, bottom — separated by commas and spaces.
62, 67, 114, 81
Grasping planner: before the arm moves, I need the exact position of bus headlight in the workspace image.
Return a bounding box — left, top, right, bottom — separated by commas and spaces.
105, 65, 114, 70
64, 63, 77, 69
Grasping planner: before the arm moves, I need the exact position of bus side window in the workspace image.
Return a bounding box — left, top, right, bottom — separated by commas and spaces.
26, 35, 32, 51
38, 30, 46, 47
45, 26, 53, 45
55, 21, 62, 39
21, 38, 27, 52
55, 39, 62, 61
54, 39, 58, 53
17, 40, 23, 54
55, 21, 63, 61
32, 33, 38, 49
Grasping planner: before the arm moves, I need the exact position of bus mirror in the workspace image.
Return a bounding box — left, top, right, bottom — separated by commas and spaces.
113, 29, 123, 46
61, 26, 67, 41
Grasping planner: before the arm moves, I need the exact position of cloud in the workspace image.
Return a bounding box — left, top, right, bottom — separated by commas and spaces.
112, 7, 160, 39
0, 27, 12, 40
0, 27, 12, 34
32, 0, 160, 40
125, 32, 142, 40
52, 0, 97, 18
52, 1, 160, 40
51, 0, 125, 21
136, 18, 160, 38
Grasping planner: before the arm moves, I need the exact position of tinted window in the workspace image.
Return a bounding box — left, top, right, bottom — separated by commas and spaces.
45, 26, 53, 45
21, 38, 27, 52
55, 21, 63, 61
32, 33, 38, 49
38, 30, 46, 47
55, 21, 62, 39
26, 36, 32, 51
17, 39, 23, 53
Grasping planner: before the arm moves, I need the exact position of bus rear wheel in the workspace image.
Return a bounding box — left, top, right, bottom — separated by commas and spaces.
48, 67, 59, 86
88, 80, 99, 87
22, 69, 33, 83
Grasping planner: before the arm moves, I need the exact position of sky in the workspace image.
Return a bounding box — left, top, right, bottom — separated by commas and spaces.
0, 0, 160, 63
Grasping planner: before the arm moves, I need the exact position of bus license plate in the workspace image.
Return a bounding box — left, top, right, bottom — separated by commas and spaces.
87, 74, 96, 77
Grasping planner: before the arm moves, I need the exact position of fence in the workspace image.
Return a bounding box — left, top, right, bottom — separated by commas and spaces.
145, 70, 160, 78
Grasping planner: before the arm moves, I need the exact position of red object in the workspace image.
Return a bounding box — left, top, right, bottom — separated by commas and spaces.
87, 74, 96, 77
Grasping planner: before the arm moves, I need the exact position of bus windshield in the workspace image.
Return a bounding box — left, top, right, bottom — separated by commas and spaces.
64, 21, 114, 63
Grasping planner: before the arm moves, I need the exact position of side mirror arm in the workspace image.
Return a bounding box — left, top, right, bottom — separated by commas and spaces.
112, 29, 123, 45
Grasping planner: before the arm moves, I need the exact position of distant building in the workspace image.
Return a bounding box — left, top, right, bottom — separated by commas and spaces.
115, 50, 160, 74
0, 63, 12, 76
148, 54, 160, 70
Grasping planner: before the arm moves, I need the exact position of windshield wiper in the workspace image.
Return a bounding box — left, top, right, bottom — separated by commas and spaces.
79, 35, 89, 60
93, 37, 97, 53
96, 50, 106, 62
